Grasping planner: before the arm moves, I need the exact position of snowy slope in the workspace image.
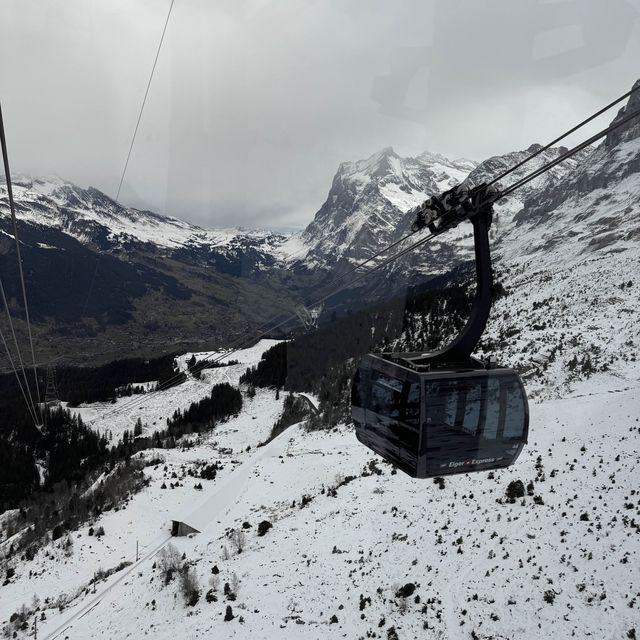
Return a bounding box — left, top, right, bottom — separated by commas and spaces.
478, 126, 640, 399
2, 369, 638, 640
69, 339, 283, 443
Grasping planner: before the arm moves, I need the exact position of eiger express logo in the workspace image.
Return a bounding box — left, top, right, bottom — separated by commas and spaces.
447, 457, 501, 468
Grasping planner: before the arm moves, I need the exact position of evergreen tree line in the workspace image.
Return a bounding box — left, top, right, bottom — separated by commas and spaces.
0, 406, 108, 512
2, 457, 148, 561
3, 354, 188, 410
0, 352, 186, 409
241, 271, 484, 396
115, 383, 149, 398
58, 353, 186, 405
165, 382, 243, 436
239, 342, 287, 388
0, 352, 190, 508
83, 383, 243, 468
263, 393, 309, 443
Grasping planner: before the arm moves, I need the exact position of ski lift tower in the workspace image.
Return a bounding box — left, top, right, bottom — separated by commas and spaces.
44, 364, 59, 406
42, 364, 60, 429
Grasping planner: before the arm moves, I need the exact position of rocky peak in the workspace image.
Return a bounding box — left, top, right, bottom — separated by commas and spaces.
605, 78, 640, 148
298, 148, 479, 271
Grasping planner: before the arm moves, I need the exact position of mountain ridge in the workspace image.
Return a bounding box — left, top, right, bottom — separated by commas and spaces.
2, 79, 640, 366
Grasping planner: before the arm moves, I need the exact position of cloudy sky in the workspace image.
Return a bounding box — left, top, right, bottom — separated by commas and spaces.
1, 0, 639, 230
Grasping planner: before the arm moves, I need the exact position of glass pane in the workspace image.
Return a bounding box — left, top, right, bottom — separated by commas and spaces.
503, 379, 526, 438
483, 376, 501, 440
404, 382, 420, 427
462, 383, 480, 435
425, 377, 485, 438
425, 381, 454, 428
369, 372, 402, 418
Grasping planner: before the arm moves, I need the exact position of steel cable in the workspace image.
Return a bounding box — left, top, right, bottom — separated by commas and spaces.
499, 105, 640, 198
0, 104, 42, 424
487, 82, 640, 187
0, 320, 39, 427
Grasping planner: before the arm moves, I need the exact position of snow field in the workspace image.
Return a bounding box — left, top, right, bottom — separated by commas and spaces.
5, 374, 635, 640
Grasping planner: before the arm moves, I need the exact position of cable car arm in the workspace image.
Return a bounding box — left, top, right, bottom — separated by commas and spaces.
408, 184, 499, 365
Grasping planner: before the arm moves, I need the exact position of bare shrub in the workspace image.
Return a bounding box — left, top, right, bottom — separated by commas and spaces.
63, 536, 74, 557
180, 566, 200, 606
230, 572, 240, 597
157, 543, 182, 584
230, 529, 246, 554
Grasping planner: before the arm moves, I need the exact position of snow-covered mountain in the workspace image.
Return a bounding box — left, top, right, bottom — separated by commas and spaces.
5, 175, 285, 270
2, 82, 640, 368
0, 178, 296, 364
0, 130, 608, 310
283, 147, 475, 270
276, 142, 596, 312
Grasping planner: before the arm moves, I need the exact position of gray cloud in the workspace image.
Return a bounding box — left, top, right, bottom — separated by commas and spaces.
1, 0, 639, 230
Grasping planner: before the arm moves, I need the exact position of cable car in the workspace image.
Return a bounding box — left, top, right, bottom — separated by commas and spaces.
351, 184, 529, 478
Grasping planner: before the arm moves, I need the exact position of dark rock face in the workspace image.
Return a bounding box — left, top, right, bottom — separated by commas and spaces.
605, 79, 640, 149
299, 147, 477, 271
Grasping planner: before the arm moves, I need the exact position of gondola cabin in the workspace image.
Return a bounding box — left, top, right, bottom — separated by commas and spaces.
352, 353, 529, 478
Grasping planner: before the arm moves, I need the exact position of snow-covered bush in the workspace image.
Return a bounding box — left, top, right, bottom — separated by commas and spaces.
229, 529, 246, 554
157, 543, 181, 584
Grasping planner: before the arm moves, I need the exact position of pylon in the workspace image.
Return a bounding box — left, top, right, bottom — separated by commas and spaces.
44, 364, 59, 406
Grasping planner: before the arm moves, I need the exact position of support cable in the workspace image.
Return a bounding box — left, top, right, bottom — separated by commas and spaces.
0, 277, 38, 419
115, 0, 175, 203
499, 105, 640, 198
0, 101, 42, 421
487, 82, 640, 187
0, 321, 38, 428
81, 0, 176, 320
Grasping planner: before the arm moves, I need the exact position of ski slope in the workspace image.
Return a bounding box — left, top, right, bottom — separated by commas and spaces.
68, 339, 282, 443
